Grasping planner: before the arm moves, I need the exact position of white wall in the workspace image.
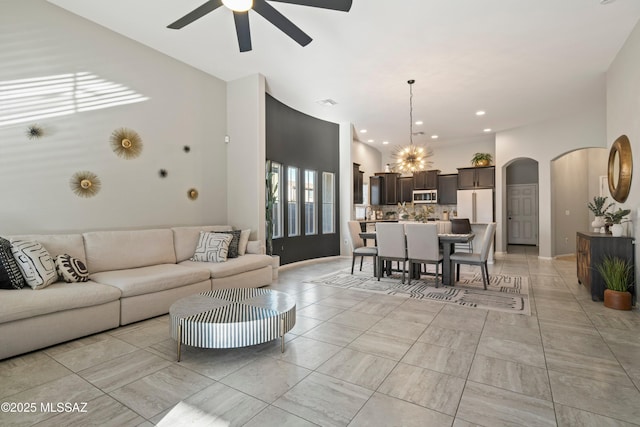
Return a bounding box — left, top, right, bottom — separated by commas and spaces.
607, 18, 640, 282
352, 140, 382, 183
0, 1, 228, 234
227, 75, 266, 241
495, 101, 607, 258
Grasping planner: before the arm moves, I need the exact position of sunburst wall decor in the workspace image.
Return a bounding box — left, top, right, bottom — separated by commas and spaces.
70, 171, 101, 198
26, 124, 44, 140
188, 188, 198, 200
110, 128, 143, 159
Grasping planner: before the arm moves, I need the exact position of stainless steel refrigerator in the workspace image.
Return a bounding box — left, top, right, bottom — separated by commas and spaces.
456, 188, 494, 223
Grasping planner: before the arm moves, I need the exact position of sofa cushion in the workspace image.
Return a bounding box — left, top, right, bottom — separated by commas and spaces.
172, 225, 233, 262
55, 254, 89, 283
89, 264, 211, 298
0, 281, 121, 323
83, 229, 176, 273
0, 237, 26, 290
191, 232, 232, 263
214, 230, 241, 258
11, 240, 57, 290
179, 254, 272, 279
9, 234, 86, 265
238, 229, 251, 256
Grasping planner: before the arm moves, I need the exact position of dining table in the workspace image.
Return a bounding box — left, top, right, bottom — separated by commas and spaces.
359, 231, 475, 287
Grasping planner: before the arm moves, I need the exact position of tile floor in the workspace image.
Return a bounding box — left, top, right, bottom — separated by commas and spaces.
1, 247, 640, 426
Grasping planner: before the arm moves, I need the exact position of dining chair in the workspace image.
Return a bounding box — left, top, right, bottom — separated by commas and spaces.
375, 222, 407, 283
451, 218, 473, 253
405, 223, 443, 287
347, 221, 377, 275
450, 222, 496, 289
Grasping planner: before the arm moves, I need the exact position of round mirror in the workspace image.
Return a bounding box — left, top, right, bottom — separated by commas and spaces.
607, 135, 633, 203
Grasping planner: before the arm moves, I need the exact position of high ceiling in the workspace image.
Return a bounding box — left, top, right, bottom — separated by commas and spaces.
48, 0, 640, 157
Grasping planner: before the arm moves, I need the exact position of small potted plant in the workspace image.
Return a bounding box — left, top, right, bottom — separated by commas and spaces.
471, 153, 493, 167
604, 208, 631, 237
587, 196, 613, 231
595, 256, 633, 310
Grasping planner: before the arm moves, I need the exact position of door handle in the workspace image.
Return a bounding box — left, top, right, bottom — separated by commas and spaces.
508, 217, 512, 220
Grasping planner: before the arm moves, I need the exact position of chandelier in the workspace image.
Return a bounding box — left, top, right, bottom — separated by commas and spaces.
393, 79, 432, 173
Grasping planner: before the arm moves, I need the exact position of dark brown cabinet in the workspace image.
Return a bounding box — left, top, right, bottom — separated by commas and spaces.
374, 173, 400, 205
397, 176, 414, 203
413, 170, 440, 190
353, 163, 364, 204
457, 166, 495, 189
369, 176, 383, 206
437, 174, 458, 205
576, 232, 635, 301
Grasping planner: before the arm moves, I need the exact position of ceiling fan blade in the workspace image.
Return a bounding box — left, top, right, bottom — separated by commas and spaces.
233, 11, 253, 52
253, 0, 312, 46
268, 0, 352, 12
167, 0, 224, 29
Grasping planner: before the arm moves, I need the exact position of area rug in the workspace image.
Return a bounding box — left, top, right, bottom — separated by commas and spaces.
308, 266, 530, 315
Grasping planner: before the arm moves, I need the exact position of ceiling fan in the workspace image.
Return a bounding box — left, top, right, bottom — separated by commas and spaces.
167, 0, 353, 52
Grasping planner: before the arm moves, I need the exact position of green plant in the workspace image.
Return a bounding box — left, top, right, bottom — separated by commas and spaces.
595, 256, 633, 292
265, 160, 278, 256
471, 152, 493, 166
587, 196, 613, 217
604, 208, 631, 225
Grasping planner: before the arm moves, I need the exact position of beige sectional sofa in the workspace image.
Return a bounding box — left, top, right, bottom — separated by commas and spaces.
0, 225, 273, 360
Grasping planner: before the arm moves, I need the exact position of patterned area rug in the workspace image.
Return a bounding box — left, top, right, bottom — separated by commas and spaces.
309, 266, 530, 315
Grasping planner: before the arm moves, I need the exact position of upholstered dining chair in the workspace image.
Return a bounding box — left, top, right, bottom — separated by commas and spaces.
450, 218, 473, 253
375, 222, 407, 283
405, 223, 443, 287
450, 222, 496, 289
347, 221, 377, 275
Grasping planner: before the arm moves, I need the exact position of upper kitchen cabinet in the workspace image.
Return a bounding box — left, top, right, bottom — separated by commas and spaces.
413, 170, 440, 190
397, 176, 414, 203
437, 174, 458, 205
370, 175, 383, 206
457, 166, 495, 189
374, 172, 400, 205
353, 163, 364, 204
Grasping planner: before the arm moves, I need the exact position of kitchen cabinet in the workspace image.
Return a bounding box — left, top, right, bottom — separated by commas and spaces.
353, 163, 364, 204
369, 176, 383, 206
457, 166, 495, 189
397, 176, 414, 203
576, 232, 635, 302
375, 173, 400, 205
437, 174, 458, 205
413, 170, 439, 190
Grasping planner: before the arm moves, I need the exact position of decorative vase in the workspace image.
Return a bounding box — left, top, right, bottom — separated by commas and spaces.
611, 224, 624, 237
476, 159, 489, 167
603, 289, 632, 310
592, 216, 605, 232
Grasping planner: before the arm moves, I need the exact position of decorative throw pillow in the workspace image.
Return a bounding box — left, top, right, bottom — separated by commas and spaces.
238, 229, 251, 256
214, 230, 241, 258
0, 237, 26, 290
10, 240, 57, 290
55, 254, 89, 283
190, 232, 233, 263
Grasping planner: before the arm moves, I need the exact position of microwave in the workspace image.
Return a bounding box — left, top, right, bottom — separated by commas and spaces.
413, 189, 438, 204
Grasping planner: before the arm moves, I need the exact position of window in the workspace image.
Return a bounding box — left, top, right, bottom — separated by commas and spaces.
322, 172, 335, 234
270, 161, 283, 239
287, 166, 299, 237
304, 170, 317, 235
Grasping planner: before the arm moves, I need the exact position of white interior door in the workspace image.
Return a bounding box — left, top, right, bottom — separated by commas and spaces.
507, 184, 538, 245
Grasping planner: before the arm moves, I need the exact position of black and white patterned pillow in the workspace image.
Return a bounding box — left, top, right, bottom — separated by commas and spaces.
190, 232, 233, 263
214, 230, 242, 258
55, 254, 89, 283
10, 240, 57, 290
0, 237, 26, 290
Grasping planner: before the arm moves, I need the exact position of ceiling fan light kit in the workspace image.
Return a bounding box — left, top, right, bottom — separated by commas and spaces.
167, 0, 352, 52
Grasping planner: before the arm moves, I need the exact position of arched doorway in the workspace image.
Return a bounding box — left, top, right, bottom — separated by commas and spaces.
505, 159, 539, 247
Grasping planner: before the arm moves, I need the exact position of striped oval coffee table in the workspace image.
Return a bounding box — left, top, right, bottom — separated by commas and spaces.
169, 288, 296, 362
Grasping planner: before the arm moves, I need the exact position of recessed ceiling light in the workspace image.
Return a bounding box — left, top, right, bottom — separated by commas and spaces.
431, 135, 438, 139
367, 139, 374, 143
476, 111, 486, 116
483, 128, 492, 133
316, 99, 337, 107
415, 121, 423, 125
360, 129, 367, 133
382, 141, 389, 145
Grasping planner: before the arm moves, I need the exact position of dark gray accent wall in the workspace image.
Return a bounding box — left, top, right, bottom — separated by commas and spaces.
266, 94, 340, 265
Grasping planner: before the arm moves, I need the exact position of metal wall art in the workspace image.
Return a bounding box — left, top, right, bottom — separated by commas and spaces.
607, 135, 633, 203
70, 171, 101, 198
188, 188, 198, 200
26, 124, 44, 140
110, 128, 143, 159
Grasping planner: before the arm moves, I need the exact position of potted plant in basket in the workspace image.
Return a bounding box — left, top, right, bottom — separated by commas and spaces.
604, 208, 631, 237
595, 256, 633, 310
587, 196, 613, 232
471, 153, 493, 167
